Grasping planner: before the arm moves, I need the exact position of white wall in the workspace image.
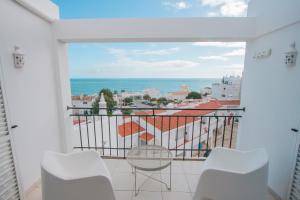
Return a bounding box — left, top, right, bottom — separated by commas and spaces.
238, 0, 300, 198
53, 17, 256, 43
0, 0, 62, 192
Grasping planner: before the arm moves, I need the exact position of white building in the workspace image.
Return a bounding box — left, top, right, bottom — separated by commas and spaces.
211, 76, 241, 100
166, 85, 190, 101
143, 88, 160, 98
120, 91, 143, 99
71, 94, 96, 114
200, 87, 212, 96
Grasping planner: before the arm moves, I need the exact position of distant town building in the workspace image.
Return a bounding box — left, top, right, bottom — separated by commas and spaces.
113, 94, 122, 106
143, 88, 160, 98
166, 85, 190, 101
211, 76, 241, 100
71, 94, 96, 114
201, 87, 212, 96
99, 93, 107, 115
120, 91, 143, 99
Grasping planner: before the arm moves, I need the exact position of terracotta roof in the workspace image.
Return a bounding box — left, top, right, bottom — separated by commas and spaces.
118, 122, 145, 137
72, 96, 95, 101
218, 100, 240, 106
139, 132, 154, 142
134, 110, 165, 115
143, 100, 222, 132
73, 118, 86, 125
168, 91, 189, 96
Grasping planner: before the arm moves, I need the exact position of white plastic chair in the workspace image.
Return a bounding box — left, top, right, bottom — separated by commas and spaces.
41, 151, 115, 200
193, 147, 269, 200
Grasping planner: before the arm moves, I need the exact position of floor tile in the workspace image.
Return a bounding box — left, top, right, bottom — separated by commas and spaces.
103, 158, 120, 175
114, 159, 133, 173
162, 191, 193, 200
161, 174, 190, 192
181, 161, 203, 175
25, 187, 42, 200
186, 174, 200, 193
132, 191, 162, 200
112, 172, 135, 191
114, 190, 133, 200
160, 161, 183, 175
136, 172, 163, 192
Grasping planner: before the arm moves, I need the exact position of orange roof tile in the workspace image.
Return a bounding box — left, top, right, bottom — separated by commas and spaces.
72, 96, 95, 101
143, 100, 222, 132
134, 110, 165, 115
218, 100, 240, 106
118, 122, 145, 137
139, 132, 154, 142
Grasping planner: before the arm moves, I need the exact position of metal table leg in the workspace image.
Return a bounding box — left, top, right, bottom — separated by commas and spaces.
134, 167, 137, 196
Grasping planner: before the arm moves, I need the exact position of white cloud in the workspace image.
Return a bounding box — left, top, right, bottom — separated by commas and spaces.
193, 42, 245, 48
200, 0, 248, 17
223, 48, 245, 56
163, 1, 190, 10
207, 12, 219, 17
199, 55, 228, 61
198, 48, 245, 61
201, 0, 233, 6
220, 1, 248, 17
108, 47, 180, 57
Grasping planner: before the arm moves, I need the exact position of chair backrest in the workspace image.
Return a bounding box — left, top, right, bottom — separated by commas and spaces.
41, 151, 115, 200
193, 148, 269, 200
203, 147, 268, 174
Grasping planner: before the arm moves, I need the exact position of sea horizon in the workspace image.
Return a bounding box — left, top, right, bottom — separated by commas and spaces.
71, 78, 220, 96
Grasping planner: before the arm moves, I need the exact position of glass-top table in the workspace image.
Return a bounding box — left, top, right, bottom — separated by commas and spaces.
127, 145, 173, 196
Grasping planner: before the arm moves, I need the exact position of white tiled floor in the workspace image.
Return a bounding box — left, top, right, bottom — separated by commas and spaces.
26, 159, 277, 200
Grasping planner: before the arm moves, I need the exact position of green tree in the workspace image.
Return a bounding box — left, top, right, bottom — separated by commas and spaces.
91, 88, 117, 115
150, 98, 157, 102
143, 94, 151, 101
123, 97, 133, 106
157, 97, 168, 105
122, 108, 132, 115
91, 96, 100, 114
186, 91, 202, 99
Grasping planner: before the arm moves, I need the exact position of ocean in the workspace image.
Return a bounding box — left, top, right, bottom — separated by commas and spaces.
70, 78, 220, 96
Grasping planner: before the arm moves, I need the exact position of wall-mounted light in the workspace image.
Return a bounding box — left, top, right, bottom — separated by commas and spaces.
285, 42, 297, 67
253, 48, 272, 60
13, 46, 25, 68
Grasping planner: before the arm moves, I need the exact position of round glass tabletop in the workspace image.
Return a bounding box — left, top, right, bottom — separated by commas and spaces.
127, 145, 173, 171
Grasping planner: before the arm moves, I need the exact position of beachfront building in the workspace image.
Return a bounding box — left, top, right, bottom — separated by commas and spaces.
211, 76, 241, 100
166, 85, 190, 101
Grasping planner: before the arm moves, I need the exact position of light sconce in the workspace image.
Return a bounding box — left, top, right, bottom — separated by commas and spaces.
253, 48, 272, 60
285, 42, 297, 67
13, 46, 25, 68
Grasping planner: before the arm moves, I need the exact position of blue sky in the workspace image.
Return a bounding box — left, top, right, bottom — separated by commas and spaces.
52, 0, 248, 78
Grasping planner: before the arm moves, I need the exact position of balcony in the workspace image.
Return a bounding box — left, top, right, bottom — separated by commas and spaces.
1, 1, 300, 200
68, 102, 243, 160
24, 105, 275, 200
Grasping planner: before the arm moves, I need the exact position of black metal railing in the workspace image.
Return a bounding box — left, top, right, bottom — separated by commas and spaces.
68, 106, 245, 160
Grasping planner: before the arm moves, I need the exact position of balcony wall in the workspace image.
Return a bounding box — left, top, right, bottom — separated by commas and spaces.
0, 0, 62, 192
238, 0, 300, 198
